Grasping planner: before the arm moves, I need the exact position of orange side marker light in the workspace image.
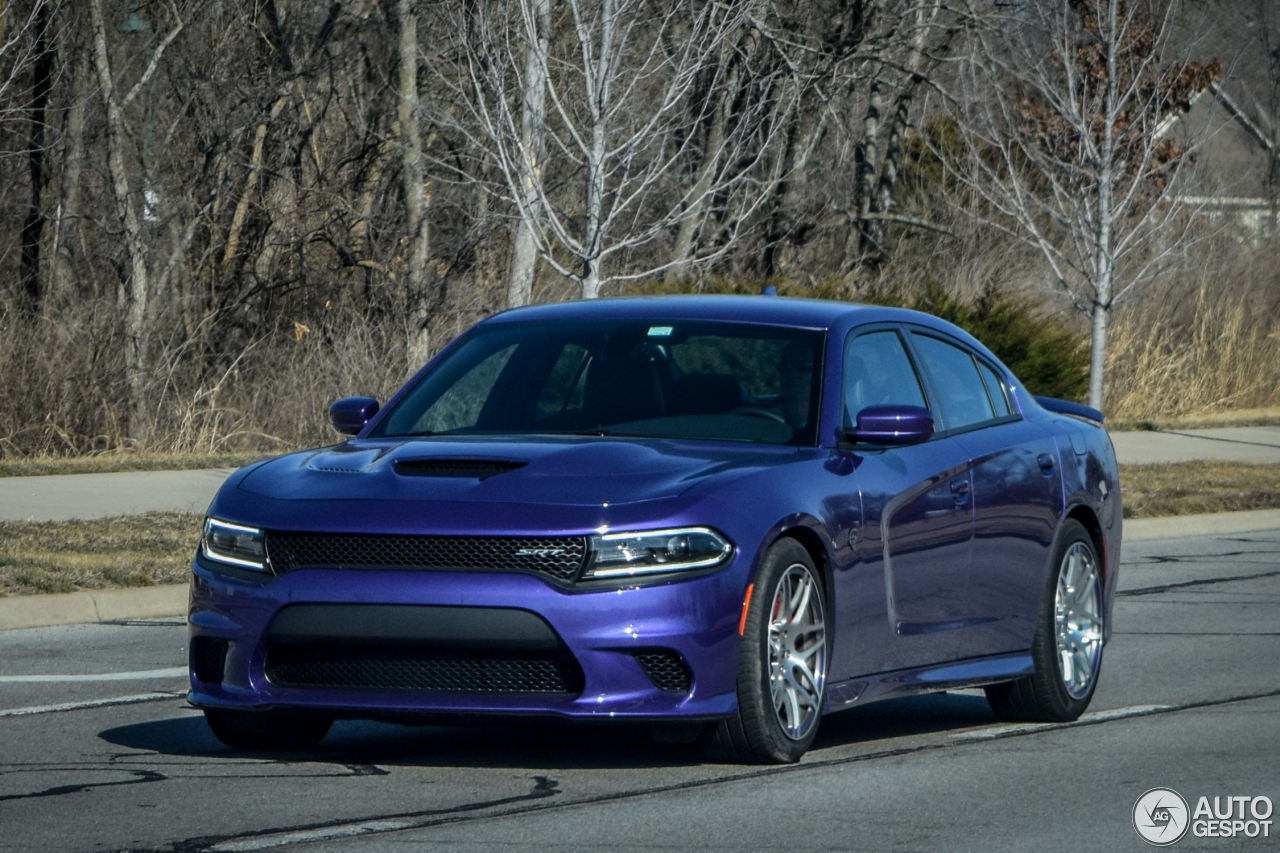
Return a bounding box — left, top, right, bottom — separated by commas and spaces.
738, 583, 754, 635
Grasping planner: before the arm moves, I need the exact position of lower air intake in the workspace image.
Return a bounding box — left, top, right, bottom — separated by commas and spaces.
191, 637, 228, 684
633, 650, 692, 694
264, 644, 585, 696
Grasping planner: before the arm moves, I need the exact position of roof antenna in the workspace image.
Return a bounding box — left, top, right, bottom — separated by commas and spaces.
760, 285, 778, 296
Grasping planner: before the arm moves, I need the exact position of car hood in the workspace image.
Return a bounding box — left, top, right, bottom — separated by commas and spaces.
236, 436, 807, 507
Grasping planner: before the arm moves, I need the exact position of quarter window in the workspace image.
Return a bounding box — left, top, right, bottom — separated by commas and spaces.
843, 331, 928, 427
910, 333, 995, 430
976, 360, 1012, 418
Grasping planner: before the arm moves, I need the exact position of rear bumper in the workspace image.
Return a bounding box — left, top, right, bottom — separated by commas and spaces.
187, 555, 745, 721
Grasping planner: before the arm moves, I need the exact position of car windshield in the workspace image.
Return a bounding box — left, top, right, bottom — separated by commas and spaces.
370, 320, 825, 446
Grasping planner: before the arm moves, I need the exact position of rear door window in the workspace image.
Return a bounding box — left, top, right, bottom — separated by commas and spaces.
910, 333, 995, 431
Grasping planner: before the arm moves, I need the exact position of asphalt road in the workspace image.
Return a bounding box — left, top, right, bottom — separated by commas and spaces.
1, 531, 1278, 852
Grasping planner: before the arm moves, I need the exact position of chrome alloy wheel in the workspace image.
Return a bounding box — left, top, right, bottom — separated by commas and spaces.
767, 563, 827, 740
1054, 542, 1103, 699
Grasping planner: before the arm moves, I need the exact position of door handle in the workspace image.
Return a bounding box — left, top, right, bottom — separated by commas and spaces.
950, 478, 970, 507
1037, 453, 1056, 473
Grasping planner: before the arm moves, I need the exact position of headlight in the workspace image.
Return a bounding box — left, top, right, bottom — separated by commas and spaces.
582, 527, 733, 579
202, 518, 269, 571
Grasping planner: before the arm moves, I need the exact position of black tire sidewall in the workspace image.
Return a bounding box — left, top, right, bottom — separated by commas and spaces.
1033, 519, 1104, 719
736, 538, 827, 762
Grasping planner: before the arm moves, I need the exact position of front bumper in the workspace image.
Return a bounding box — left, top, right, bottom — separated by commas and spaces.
187, 555, 745, 721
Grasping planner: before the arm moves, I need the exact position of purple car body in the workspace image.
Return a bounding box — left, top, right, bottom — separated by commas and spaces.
189, 296, 1121, 745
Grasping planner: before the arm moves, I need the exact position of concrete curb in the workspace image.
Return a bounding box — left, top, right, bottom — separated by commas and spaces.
1, 508, 1278, 632
0, 584, 187, 632
1124, 508, 1280, 542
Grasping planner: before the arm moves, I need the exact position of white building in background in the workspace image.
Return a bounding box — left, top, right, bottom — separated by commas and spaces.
1165, 7, 1280, 240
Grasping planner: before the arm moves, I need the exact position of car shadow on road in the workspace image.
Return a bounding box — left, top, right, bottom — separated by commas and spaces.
98, 691, 998, 770
813, 690, 997, 749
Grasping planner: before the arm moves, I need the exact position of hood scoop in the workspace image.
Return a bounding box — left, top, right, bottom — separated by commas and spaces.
393, 458, 528, 480
304, 448, 385, 473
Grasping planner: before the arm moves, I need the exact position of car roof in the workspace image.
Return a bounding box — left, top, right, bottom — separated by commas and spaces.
481, 295, 874, 330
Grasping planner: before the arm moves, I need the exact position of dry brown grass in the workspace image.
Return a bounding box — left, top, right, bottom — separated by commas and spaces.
0, 452, 269, 478
0, 307, 414, 459
0, 512, 200, 596
1104, 236, 1280, 422
1121, 461, 1280, 518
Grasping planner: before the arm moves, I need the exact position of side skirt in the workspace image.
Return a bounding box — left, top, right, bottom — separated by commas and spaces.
824, 652, 1034, 713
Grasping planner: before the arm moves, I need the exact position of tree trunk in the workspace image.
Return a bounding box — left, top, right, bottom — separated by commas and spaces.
398, 0, 432, 367
763, 93, 828, 275
506, 0, 550, 308
89, 0, 153, 442
1088, 297, 1108, 411
666, 16, 757, 283
854, 76, 882, 259
578, 0, 615, 300
666, 71, 735, 282
50, 38, 87, 308
222, 97, 286, 274
20, 0, 54, 313
1087, 0, 1119, 413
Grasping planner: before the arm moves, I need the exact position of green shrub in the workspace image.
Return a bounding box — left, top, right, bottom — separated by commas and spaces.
901, 284, 1090, 402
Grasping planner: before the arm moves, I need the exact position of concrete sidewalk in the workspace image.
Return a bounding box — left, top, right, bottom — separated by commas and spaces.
0, 468, 233, 522
1109, 425, 1280, 464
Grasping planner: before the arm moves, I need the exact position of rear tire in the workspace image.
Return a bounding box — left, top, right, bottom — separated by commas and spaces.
985, 519, 1104, 722
704, 538, 827, 764
205, 709, 333, 751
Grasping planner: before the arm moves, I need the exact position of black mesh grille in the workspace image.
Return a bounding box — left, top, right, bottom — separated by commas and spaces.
394, 459, 527, 478
265, 644, 584, 695
633, 650, 692, 694
265, 532, 587, 581
191, 637, 228, 684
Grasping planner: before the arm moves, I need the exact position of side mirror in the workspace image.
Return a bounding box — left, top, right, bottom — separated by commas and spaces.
329, 396, 380, 436
842, 404, 934, 447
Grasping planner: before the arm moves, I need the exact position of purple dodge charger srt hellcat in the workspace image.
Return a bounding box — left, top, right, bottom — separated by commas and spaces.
189, 295, 1121, 763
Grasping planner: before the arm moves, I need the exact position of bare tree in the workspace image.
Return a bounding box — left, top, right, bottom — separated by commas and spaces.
502, 0, 551, 307
847, 0, 960, 266
942, 0, 1219, 409
87, 0, 187, 440
717, 0, 961, 277
457, 0, 782, 300
397, 0, 433, 365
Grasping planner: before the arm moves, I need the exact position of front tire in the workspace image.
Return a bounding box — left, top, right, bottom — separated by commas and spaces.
985, 519, 1104, 722
205, 709, 333, 751
706, 538, 827, 763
